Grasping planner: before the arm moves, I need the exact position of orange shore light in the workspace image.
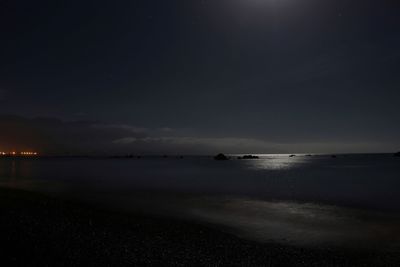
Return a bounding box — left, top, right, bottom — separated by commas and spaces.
0, 151, 39, 156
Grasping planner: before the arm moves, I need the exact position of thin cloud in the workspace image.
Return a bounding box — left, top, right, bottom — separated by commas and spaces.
0, 115, 396, 155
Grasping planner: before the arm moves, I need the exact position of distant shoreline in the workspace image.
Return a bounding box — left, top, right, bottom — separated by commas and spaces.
0, 152, 397, 159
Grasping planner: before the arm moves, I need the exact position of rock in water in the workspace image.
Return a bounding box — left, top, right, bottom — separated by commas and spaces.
238, 155, 259, 160
214, 153, 229, 161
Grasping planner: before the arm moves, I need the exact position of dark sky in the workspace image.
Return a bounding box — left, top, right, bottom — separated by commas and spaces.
0, 0, 399, 154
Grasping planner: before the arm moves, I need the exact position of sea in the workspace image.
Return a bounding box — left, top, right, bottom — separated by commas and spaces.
1, 153, 400, 249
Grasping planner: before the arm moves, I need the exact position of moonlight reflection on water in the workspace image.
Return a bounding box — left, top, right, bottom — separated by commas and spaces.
188, 198, 400, 249
242, 155, 311, 170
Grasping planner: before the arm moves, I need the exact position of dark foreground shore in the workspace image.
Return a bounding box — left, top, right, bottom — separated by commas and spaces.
1, 188, 398, 267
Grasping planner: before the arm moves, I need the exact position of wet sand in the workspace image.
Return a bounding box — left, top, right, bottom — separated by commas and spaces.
0, 187, 398, 266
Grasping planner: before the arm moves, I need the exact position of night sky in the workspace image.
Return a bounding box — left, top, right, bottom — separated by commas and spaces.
0, 0, 399, 154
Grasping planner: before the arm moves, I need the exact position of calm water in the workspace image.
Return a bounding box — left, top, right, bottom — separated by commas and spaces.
1, 154, 400, 248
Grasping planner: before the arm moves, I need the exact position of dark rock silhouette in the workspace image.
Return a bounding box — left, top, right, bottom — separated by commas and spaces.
331, 155, 337, 158
394, 152, 400, 157
238, 155, 259, 160
289, 155, 296, 157
214, 153, 229, 161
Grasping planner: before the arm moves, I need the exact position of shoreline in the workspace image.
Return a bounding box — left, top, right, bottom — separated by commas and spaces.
1, 187, 398, 266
